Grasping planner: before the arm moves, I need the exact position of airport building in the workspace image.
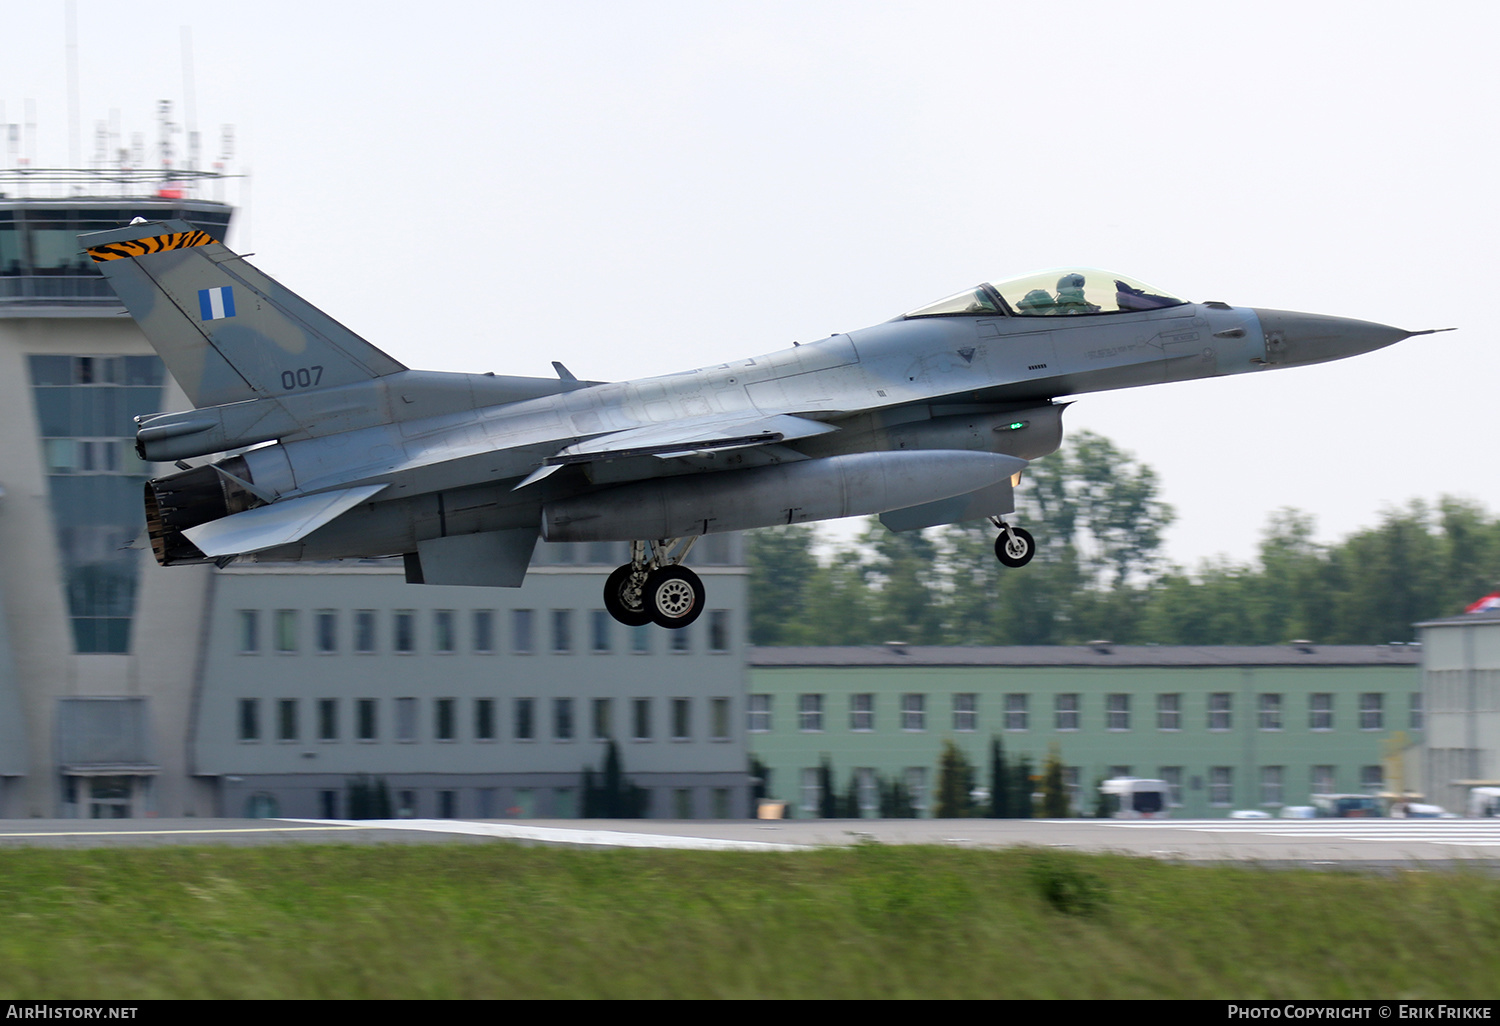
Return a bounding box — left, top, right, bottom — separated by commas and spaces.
747, 644, 1423, 818
1416, 608, 1500, 814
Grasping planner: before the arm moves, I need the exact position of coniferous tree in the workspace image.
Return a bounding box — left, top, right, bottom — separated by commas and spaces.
1012, 755, 1035, 819
935, 740, 976, 818
818, 756, 838, 819
1040, 744, 1070, 818
989, 736, 1010, 818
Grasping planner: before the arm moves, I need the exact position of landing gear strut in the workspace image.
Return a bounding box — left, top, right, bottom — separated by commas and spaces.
603, 538, 706, 629
991, 517, 1036, 568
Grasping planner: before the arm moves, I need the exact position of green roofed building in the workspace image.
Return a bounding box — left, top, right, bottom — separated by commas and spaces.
748, 643, 1423, 819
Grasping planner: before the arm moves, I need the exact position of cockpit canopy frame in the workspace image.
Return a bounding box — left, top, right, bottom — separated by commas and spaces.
904, 269, 1187, 320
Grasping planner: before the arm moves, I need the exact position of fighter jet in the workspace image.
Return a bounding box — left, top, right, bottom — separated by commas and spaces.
81, 220, 1435, 629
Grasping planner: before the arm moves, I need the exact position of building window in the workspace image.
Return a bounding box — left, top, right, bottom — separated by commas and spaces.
238, 698, 260, 741
275, 610, 298, 653
512, 610, 534, 654
1260, 766, 1284, 806
1360, 765, 1383, 793
1258, 694, 1283, 731
554, 698, 574, 741
475, 699, 495, 741
801, 768, 821, 815
708, 610, 730, 652
799, 694, 824, 732
1158, 767, 1183, 807
357, 699, 377, 741
672, 699, 690, 740
710, 698, 730, 741
1410, 692, 1423, 730
633, 698, 652, 741
954, 693, 977, 732
318, 699, 338, 741
396, 697, 417, 742
906, 767, 928, 813
238, 611, 259, 654
713, 788, 731, 819
748, 695, 772, 733
851, 693, 875, 732
1360, 693, 1384, 730
1208, 693, 1232, 731
856, 768, 879, 816
670, 626, 690, 653
1209, 767, 1233, 806
394, 611, 415, 653
278, 699, 298, 741
1310, 693, 1333, 730
438, 791, 456, 819
434, 610, 455, 653
1004, 694, 1028, 731
473, 610, 495, 653
1106, 694, 1130, 731
355, 610, 376, 653
631, 625, 650, 654
591, 610, 611, 653
1311, 765, 1335, 795
435, 698, 456, 741
515, 698, 535, 741
316, 611, 337, 654
591, 698, 613, 741
1157, 694, 1181, 731
552, 610, 573, 653
1055, 693, 1079, 731
901, 694, 926, 732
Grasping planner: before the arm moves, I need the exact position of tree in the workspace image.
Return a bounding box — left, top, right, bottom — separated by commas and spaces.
747, 524, 819, 644
1040, 745, 1070, 818
1011, 754, 1035, 819
818, 756, 838, 819
582, 739, 648, 818
934, 740, 977, 818
988, 736, 1010, 818
879, 774, 917, 818
345, 774, 391, 819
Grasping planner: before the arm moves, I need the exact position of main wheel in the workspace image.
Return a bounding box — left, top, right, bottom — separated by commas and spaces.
644, 565, 706, 629
994, 526, 1036, 568
603, 564, 653, 626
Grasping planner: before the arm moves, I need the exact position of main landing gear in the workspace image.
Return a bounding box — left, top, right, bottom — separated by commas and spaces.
603, 538, 706, 629
991, 517, 1036, 568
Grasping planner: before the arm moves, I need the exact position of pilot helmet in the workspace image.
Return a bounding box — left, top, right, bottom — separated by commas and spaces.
1057, 273, 1086, 290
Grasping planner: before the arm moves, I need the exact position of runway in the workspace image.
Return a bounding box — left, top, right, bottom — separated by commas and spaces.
3, 816, 1500, 869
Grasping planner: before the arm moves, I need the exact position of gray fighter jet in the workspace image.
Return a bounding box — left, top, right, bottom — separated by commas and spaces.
82, 220, 1436, 629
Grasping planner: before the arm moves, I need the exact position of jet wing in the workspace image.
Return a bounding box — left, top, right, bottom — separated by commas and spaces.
183, 484, 388, 557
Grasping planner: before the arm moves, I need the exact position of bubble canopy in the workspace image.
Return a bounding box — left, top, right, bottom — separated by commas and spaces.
903, 270, 1188, 319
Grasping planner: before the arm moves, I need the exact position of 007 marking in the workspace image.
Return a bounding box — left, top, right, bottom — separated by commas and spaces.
281, 366, 324, 390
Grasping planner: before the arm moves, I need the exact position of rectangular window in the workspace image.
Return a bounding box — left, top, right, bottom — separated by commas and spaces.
1361, 765, 1383, 792
515, 698, 535, 740
318, 699, 337, 741
708, 610, 730, 652
475, 698, 495, 741
238, 698, 260, 741
592, 698, 612, 741
670, 627, 690, 653
512, 609, 534, 654
1310, 693, 1333, 730
552, 610, 573, 653
631, 625, 650, 654
799, 694, 824, 732
554, 698, 574, 741
394, 611, 415, 653
710, 698, 730, 741
435, 698, 456, 741
672, 698, 690, 740
1158, 767, 1183, 807
850, 693, 874, 732
1208, 692, 1232, 730
316, 610, 337, 654
357, 699, 377, 741
1106, 694, 1130, 731
1311, 765, 1335, 795
434, 610, 455, 653
238, 610, 259, 654
1258, 693, 1283, 731
278, 699, 298, 741
355, 610, 377, 653
1360, 693, 1384, 730
473, 610, 494, 653
591, 610, 611, 653
633, 698, 652, 741
801, 768, 821, 815
1004, 693, 1028, 731
396, 697, 417, 742
1260, 766, 1284, 806
1410, 692, 1423, 730
275, 610, 298, 653
1157, 693, 1181, 731
748, 694, 772, 733
906, 767, 928, 813
1209, 767, 1233, 806
954, 693, 977, 732
901, 694, 926, 732
856, 768, 879, 815
1055, 693, 1079, 731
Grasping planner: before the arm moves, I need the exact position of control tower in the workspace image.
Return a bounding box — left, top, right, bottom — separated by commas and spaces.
0, 165, 234, 817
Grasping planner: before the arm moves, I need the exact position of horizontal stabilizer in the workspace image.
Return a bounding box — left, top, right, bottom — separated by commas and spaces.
409, 528, 539, 588
183, 484, 387, 556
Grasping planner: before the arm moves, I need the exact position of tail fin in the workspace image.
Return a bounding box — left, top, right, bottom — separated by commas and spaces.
82, 219, 405, 408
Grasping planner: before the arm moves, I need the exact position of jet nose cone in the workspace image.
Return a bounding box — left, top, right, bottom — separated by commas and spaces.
1253, 309, 1412, 368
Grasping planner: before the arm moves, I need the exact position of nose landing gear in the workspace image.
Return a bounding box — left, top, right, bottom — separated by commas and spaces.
603, 538, 706, 629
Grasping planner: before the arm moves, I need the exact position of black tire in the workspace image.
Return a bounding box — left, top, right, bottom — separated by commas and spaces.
644, 565, 706, 629
603, 564, 653, 626
994, 526, 1036, 568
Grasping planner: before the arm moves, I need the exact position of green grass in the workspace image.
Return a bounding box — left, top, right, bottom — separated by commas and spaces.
0, 842, 1497, 998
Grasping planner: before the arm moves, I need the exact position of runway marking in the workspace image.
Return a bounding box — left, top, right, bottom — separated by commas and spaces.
0, 825, 362, 839
280, 818, 812, 852
1106, 820, 1500, 848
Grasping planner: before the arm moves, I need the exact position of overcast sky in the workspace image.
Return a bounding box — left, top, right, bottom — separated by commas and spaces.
6, 1, 1496, 571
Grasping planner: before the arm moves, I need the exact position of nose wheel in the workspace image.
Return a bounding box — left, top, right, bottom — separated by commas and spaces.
603, 537, 707, 628
992, 520, 1036, 568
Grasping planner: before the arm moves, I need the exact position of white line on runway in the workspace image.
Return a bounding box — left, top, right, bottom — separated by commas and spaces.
0, 825, 362, 839
279, 818, 812, 852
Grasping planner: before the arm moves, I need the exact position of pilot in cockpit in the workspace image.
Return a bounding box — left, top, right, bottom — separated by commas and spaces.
1053, 273, 1100, 314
